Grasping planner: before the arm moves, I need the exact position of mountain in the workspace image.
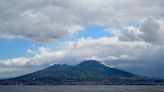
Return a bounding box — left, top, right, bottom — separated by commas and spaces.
0, 60, 164, 85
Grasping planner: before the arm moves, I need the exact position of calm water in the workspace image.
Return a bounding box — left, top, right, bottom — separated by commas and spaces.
0, 85, 164, 92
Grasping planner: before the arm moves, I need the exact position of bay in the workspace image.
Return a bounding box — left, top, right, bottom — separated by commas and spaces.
0, 85, 164, 92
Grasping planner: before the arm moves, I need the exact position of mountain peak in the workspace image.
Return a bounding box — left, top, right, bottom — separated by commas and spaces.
80, 60, 101, 64
1, 60, 162, 85
76, 60, 106, 68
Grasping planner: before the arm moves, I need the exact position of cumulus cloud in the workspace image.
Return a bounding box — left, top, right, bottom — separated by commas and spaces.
0, 36, 164, 78
119, 18, 164, 44
119, 26, 142, 41
140, 18, 164, 44
0, 37, 150, 78
0, 0, 164, 41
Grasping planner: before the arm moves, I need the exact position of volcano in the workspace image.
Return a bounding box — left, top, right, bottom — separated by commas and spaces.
0, 60, 163, 85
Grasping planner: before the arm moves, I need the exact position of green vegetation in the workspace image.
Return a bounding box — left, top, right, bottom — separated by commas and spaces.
0, 60, 164, 85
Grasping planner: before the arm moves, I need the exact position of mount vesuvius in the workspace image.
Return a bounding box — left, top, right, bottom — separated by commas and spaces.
0, 60, 163, 85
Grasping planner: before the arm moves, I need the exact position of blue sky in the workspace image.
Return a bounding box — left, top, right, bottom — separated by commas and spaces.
76, 25, 111, 38
0, 39, 34, 59
0, 25, 112, 59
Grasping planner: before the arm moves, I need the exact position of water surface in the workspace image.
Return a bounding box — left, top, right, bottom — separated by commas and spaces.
0, 85, 164, 92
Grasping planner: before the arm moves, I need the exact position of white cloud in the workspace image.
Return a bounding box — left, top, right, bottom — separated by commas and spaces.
0, 36, 164, 78
27, 49, 35, 54
0, 37, 150, 78
1, 0, 164, 79
0, 47, 65, 78
0, 58, 30, 67
0, 0, 164, 41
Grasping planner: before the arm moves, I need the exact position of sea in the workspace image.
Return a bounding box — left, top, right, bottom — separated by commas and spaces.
0, 85, 164, 92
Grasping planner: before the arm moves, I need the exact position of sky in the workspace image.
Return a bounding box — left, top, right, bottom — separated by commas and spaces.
0, 0, 164, 79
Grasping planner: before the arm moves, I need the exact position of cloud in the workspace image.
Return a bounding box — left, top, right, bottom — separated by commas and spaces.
119, 18, 164, 44
1, 0, 164, 79
0, 0, 164, 41
0, 1, 84, 42
119, 26, 142, 41
0, 37, 150, 78
0, 47, 65, 78
140, 18, 164, 44
1, 36, 164, 78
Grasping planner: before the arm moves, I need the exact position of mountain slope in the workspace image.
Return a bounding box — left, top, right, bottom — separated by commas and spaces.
0, 60, 164, 85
